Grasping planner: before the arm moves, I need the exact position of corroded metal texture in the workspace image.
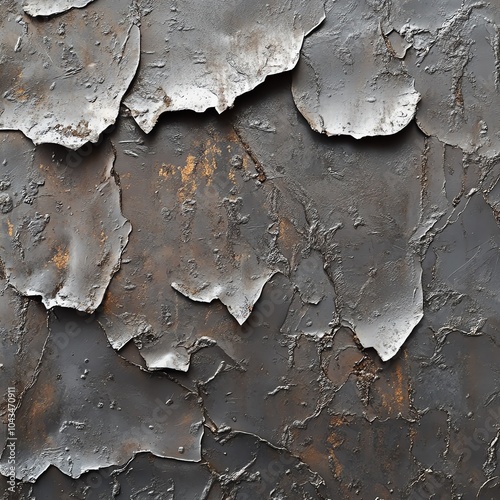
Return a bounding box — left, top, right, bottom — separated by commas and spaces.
0, 308, 203, 481
1, 0, 500, 498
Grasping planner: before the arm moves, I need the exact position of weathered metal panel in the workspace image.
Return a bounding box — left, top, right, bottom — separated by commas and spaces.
0, 0, 500, 498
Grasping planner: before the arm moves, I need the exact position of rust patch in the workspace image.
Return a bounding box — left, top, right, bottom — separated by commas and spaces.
52, 247, 70, 271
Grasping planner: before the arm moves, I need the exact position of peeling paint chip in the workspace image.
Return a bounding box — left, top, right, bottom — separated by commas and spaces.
348, 257, 424, 361
0, 132, 130, 313
22, 0, 96, 17
292, 1, 420, 138
0, 0, 140, 149
172, 269, 277, 325
123, 0, 325, 132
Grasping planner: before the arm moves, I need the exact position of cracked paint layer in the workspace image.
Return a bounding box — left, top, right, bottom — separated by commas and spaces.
231, 74, 425, 361
0, 308, 203, 481
123, 0, 325, 133
22, 0, 96, 17
0, 132, 130, 313
292, 0, 420, 139
0, 0, 140, 149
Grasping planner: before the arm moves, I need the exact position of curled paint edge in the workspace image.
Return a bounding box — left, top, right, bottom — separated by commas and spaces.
171, 270, 278, 325
22, 0, 96, 17
294, 85, 421, 140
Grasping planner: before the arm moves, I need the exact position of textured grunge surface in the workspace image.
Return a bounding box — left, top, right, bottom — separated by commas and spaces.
0, 0, 500, 498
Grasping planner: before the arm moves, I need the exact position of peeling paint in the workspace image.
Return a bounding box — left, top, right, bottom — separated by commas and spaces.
0, 0, 500, 497
231, 77, 426, 361
171, 269, 276, 326
0, 132, 130, 313
0, 0, 140, 149
292, 0, 420, 138
123, 0, 325, 132
389, 1, 500, 156
22, 0, 96, 17
97, 112, 286, 370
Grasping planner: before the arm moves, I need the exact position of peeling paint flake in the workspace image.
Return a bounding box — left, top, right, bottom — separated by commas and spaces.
0, 132, 130, 313
171, 269, 277, 325
398, 3, 500, 156
22, 0, 96, 17
292, 0, 420, 138
0, 0, 140, 149
123, 0, 325, 132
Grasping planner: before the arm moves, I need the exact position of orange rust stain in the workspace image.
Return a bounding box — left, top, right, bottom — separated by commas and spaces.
276, 217, 300, 261
13, 86, 29, 102
52, 247, 70, 270
199, 139, 221, 185
393, 362, 406, 408
242, 155, 250, 171
177, 155, 198, 201
227, 128, 239, 143
159, 163, 173, 179
328, 448, 344, 478
102, 290, 120, 314
379, 358, 407, 415
297, 444, 328, 472
25, 381, 56, 444
327, 415, 349, 478
6, 220, 14, 238
327, 431, 344, 449
180, 155, 196, 184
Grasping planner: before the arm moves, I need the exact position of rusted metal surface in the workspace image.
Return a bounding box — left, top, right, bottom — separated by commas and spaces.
0, 0, 500, 498
96, 111, 289, 371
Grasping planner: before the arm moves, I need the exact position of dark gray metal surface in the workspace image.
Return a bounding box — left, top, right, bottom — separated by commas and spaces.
0, 0, 499, 498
